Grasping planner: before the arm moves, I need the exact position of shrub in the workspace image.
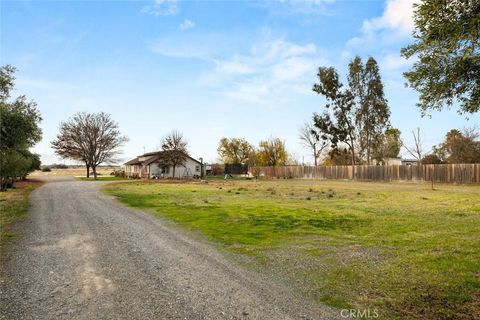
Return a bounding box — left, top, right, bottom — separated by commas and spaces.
50, 163, 68, 169
113, 170, 126, 178
3, 180, 13, 189
41, 167, 51, 172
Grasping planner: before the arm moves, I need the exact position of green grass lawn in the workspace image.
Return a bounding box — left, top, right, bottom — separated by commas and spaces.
0, 180, 42, 244
78, 176, 129, 181
104, 179, 480, 319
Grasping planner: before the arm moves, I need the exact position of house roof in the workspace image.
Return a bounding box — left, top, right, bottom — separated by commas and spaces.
124, 158, 142, 165
124, 151, 202, 166
143, 155, 160, 166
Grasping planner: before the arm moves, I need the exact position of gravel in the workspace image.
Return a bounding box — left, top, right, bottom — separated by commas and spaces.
0, 178, 340, 320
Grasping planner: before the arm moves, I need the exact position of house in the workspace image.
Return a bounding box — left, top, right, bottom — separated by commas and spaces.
375, 157, 420, 166
383, 157, 403, 166
401, 158, 420, 166
124, 151, 203, 179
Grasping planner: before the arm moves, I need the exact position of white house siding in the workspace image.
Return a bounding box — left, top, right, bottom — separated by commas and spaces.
125, 164, 141, 178
148, 158, 201, 178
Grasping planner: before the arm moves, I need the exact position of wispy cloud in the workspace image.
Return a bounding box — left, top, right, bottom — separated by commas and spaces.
148, 33, 226, 59
141, 0, 179, 16
16, 77, 80, 91
262, 0, 336, 15
347, 0, 419, 48
198, 38, 325, 105
179, 19, 195, 31
363, 0, 418, 35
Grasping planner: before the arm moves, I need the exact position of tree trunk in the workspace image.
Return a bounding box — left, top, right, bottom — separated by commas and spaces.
92, 166, 97, 179
86, 164, 90, 178
172, 165, 176, 178
350, 137, 356, 180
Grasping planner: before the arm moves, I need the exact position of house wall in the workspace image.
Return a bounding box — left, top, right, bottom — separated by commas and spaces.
148, 158, 201, 178
125, 164, 139, 177
384, 158, 402, 166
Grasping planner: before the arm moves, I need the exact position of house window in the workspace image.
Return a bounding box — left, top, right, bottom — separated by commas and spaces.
195, 165, 200, 172
161, 167, 169, 174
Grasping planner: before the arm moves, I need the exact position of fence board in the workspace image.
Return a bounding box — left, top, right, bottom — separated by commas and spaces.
249, 164, 480, 184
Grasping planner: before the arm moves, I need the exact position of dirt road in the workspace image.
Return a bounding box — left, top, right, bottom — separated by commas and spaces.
1, 178, 339, 319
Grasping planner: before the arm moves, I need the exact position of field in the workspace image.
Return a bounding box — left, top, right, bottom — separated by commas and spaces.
0, 180, 43, 244
104, 179, 480, 319
29, 166, 119, 178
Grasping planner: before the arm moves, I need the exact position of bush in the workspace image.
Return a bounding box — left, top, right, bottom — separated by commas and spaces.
50, 163, 68, 169
2, 180, 13, 189
113, 170, 126, 178
41, 167, 51, 172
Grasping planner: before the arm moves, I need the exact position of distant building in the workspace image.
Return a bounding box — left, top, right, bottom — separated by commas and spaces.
401, 158, 420, 166
377, 158, 420, 166
124, 151, 203, 179
383, 157, 403, 166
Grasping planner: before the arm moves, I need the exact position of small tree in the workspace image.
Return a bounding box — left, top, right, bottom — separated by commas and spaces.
323, 147, 355, 166
299, 122, 327, 166
257, 137, 288, 177
433, 128, 480, 163
51, 112, 127, 178
159, 130, 189, 178
373, 128, 402, 164
402, 128, 424, 161
421, 154, 444, 164
217, 137, 254, 164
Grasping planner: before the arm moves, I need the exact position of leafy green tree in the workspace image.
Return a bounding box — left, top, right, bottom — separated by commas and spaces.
322, 147, 355, 166
0, 65, 42, 189
313, 67, 357, 165
373, 128, 402, 162
421, 154, 444, 164
401, 0, 480, 114
313, 57, 390, 165
217, 137, 254, 164
433, 128, 480, 163
349, 56, 390, 164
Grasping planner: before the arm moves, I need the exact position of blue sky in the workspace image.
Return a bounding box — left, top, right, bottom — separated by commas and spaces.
2, 0, 479, 164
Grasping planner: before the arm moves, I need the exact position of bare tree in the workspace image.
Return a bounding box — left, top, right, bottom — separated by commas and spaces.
402, 127, 424, 161
51, 112, 127, 178
159, 130, 189, 178
299, 122, 328, 166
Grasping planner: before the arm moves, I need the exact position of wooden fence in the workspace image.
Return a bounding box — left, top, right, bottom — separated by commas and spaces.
250, 164, 480, 184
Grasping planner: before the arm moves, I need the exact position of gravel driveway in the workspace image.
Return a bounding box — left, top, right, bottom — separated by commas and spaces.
1, 178, 339, 320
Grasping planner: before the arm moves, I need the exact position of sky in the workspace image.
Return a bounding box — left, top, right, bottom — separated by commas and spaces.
1, 0, 479, 165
